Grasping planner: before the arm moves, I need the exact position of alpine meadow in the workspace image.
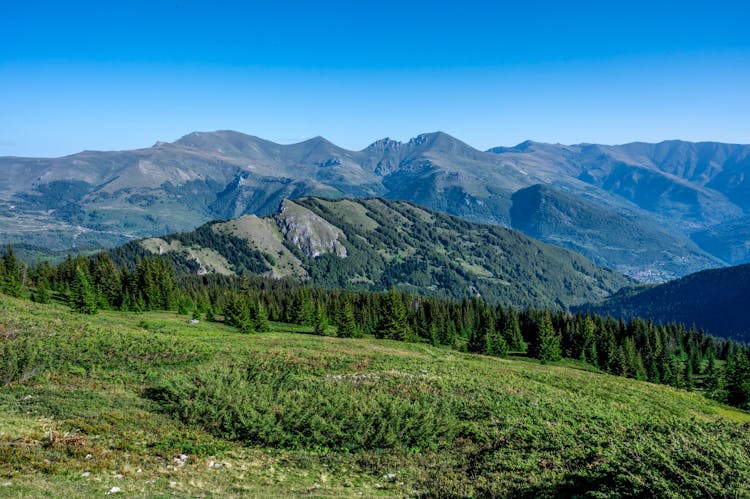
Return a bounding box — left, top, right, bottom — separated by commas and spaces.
3, 1, 750, 497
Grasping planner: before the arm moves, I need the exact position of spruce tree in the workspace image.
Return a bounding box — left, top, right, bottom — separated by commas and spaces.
535, 312, 561, 363
429, 324, 440, 347
91, 252, 121, 308
1, 244, 24, 297
292, 288, 315, 325
725, 349, 750, 408
252, 302, 271, 332
335, 299, 359, 338
374, 288, 411, 341
487, 328, 509, 357
31, 276, 52, 304
235, 301, 255, 334
468, 307, 490, 354
313, 303, 328, 335
69, 266, 97, 314
503, 312, 527, 353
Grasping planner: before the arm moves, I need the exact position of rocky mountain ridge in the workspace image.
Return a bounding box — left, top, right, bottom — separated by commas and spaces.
2, 130, 748, 281
109, 197, 632, 310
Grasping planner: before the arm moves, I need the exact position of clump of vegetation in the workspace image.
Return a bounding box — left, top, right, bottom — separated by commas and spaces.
0, 295, 749, 496
146, 360, 458, 451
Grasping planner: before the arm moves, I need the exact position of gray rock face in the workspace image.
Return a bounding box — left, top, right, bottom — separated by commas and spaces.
276, 200, 347, 258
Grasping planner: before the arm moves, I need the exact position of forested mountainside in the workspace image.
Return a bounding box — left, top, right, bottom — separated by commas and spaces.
108, 197, 631, 309
578, 263, 750, 342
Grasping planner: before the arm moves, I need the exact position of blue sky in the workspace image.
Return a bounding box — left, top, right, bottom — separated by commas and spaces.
2, 0, 749, 156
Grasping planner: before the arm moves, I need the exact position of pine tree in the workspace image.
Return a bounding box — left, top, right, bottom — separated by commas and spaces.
313, 303, 328, 335
91, 252, 121, 308
335, 299, 358, 338
234, 300, 255, 334
31, 276, 52, 304
1, 244, 24, 297
503, 312, 526, 353
252, 302, 271, 332
535, 311, 561, 363
69, 266, 97, 314
374, 288, 411, 341
292, 288, 315, 325
725, 348, 750, 409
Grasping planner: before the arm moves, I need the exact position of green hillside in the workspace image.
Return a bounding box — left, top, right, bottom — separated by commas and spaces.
110, 197, 631, 309
578, 263, 750, 342
1, 295, 749, 497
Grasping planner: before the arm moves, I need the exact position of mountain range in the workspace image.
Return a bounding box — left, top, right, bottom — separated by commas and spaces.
108, 197, 630, 309
2, 130, 749, 281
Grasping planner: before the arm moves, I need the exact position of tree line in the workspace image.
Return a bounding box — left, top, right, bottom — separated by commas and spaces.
3, 244, 750, 411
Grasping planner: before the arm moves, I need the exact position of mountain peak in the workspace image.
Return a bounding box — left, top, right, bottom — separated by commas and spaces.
297, 135, 334, 147
364, 137, 402, 152
408, 131, 452, 146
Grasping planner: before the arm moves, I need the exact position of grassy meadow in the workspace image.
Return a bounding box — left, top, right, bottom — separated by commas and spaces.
1, 295, 749, 497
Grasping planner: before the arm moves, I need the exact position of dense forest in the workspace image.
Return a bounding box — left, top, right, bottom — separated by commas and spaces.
579, 263, 750, 342
2, 244, 749, 411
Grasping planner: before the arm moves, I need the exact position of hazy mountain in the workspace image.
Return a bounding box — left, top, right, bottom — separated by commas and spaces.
1, 131, 747, 281
110, 197, 631, 309
690, 216, 750, 265
576, 263, 750, 342
509, 184, 719, 281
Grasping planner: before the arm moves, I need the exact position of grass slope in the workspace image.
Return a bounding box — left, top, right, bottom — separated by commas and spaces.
1, 296, 749, 497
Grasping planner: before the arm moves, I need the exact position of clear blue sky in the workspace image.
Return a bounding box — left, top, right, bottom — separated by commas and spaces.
2, 0, 749, 156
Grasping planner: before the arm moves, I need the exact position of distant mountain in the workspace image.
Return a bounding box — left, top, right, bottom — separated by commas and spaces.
109, 197, 631, 309
690, 216, 750, 265
1, 131, 747, 281
576, 263, 750, 342
509, 184, 716, 281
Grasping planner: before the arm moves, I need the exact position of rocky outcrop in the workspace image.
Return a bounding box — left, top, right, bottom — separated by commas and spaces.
276, 200, 347, 258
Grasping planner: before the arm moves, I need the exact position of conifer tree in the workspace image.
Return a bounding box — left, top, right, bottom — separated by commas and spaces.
252, 302, 271, 332
205, 306, 216, 322
335, 299, 358, 338
486, 327, 509, 357
91, 252, 121, 308
468, 306, 491, 354
31, 276, 52, 304
374, 288, 411, 341
704, 348, 721, 398
313, 303, 328, 335
535, 311, 561, 363
1, 244, 24, 297
232, 299, 254, 334
429, 323, 440, 347
292, 288, 315, 325
725, 348, 750, 408
503, 311, 526, 353
69, 266, 97, 314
